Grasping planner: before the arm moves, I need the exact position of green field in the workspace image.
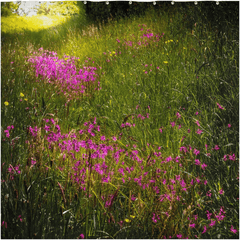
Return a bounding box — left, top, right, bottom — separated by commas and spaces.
1, 3, 239, 239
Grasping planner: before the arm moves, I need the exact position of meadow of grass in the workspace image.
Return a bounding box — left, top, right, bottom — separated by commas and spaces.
1, 4, 239, 239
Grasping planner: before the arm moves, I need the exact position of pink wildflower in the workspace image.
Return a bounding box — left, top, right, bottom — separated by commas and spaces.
176, 112, 181, 119
219, 189, 224, 194
131, 195, 136, 201
209, 220, 216, 227
193, 149, 200, 156
202, 226, 207, 234
207, 210, 212, 220
201, 163, 207, 170
189, 223, 196, 228
195, 159, 201, 165
216, 102, 224, 110
214, 145, 220, 151
100, 135, 106, 141
230, 226, 238, 234
196, 129, 203, 134
79, 234, 85, 239
229, 153, 236, 161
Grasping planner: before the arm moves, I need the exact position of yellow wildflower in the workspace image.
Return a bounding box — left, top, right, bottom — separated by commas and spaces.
124, 219, 131, 223
165, 40, 174, 44
20, 93, 24, 97
130, 215, 135, 219
163, 61, 169, 64
24, 98, 28, 101
4, 101, 9, 106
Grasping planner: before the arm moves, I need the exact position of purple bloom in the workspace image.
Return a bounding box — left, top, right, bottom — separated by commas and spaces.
196, 129, 203, 134
180, 179, 186, 188
202, 225, 207, 234
201, 163, 207, 170
229, 153, 236, 161
206, 210, 212, 220
219, 189, 224, 194
216, 214, 225, 221
195, 159, 201, 165
193, 149, 200, 156
118, 168, 125, 176
209, 220, 216, 227
206, 190, 212, 197
79, 234, 85, 239
100, 135, 106, 141
216, 102, 224, 110
176, 112, 181, 119
214, 145, 220, 151
131, 195, 136, 201
189, 223, 196, 228
230, 226, 238, 234
175, 175, 181, 181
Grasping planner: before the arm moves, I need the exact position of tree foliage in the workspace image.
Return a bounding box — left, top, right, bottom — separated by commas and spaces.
1, 2, 20, 17
85, 1, 151, 23
35, 1, 80, 16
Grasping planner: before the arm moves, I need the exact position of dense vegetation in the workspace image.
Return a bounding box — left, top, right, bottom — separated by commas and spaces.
1, 2, 239, 239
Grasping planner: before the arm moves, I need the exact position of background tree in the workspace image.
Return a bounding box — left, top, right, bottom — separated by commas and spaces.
1, 2, 20, 17
35, 1, 80, 16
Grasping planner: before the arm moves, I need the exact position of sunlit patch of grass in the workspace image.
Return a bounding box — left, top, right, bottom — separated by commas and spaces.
1, 14, 69, 33
1, 3, 239, 239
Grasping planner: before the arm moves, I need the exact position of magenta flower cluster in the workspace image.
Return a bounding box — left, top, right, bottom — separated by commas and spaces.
4, 125, 14, 138
120, 24, 164, 49
27, 48, 99, 100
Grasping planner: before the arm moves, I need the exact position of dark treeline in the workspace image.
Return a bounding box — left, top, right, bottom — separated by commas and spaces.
85, 1, 239, 32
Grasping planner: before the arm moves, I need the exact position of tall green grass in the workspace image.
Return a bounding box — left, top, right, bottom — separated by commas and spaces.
1, 4, 239, 239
